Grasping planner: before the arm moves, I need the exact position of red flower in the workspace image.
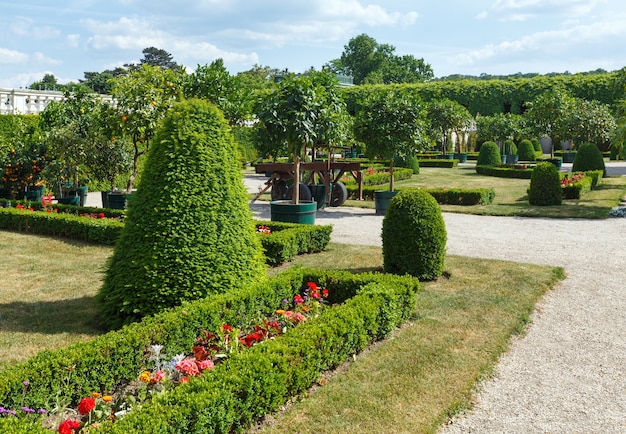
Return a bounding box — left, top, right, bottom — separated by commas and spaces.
58, 419, 81, 434
98, 212, 105, 218
77, 396, 96, 415
16, 204, 24, 209
221, 323, 233, 333
322, 289, 329, 298
293, 294, 304, 304
240, 332, 263, 347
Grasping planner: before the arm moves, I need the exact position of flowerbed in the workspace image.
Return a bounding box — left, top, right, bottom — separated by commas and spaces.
0, 268, 419, 433
341, 167, 414, 186
560, 172, 594, 199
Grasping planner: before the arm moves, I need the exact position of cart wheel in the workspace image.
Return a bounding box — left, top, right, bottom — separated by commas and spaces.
286, 184, 312, 202
271, 180, 288, 200
330, 181, 348, 207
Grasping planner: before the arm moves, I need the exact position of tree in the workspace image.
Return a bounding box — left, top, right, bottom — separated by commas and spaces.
525, 89, 575, 156
184, 59, 249, 124
611, 66, 626, 158
28, 73, 62, 91
255, 70, 352, 203
562, 99, 615, 149
110, 64, 183, 193
427, 99, 473, 154
80, 68, 126, 94
354, 89, 429, 191
335, 34, 433, 85
39, 87, 106, 196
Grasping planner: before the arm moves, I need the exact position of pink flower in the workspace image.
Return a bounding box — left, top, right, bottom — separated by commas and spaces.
153, 370, 165, 383
196, 359, 214, 371
176, 357, 200, 376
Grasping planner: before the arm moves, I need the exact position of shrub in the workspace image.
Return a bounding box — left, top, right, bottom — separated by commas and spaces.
393, 154, 420, 174
382, 189, 447, 280
476, 141, 501, 166
572, 143, 606, 177
518, 139, 536, 161
97, 99, 267, 329
531, 138, 542, 153
528, 162, 562, 206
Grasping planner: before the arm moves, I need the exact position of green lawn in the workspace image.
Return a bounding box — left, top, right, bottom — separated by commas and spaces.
0, 232, 564, 433
344, 165, 626, 219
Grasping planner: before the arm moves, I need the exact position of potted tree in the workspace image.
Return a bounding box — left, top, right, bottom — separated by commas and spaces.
354, 90, 429, 215
256, 70, 351, 224
427, 98, 472, 162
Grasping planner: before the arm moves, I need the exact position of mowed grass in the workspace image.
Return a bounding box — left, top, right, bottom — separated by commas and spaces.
0, 231, 111, 368
0, 230, 563, 432
342, 165, 626, 219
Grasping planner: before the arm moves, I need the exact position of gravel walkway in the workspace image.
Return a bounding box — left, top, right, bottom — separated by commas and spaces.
245, 168, 626, 433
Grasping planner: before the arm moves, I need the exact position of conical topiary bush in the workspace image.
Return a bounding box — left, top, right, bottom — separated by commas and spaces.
97, 99, 267, 329
572, 143, 606, 177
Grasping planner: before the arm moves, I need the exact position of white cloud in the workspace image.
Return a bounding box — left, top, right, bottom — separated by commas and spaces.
67, 34, 80, 48
84, 17, 163, 50
31, 52, 62, 66
317, 0, 418, 26
0, 48, 28, 64
10, 17, 61, 40
476, 11, 489, 20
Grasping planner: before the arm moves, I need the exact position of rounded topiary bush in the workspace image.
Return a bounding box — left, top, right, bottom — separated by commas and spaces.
528, 162, 562, 206
531, 138, 542, 153
572, 143, 606, 176
382, 189, 446, 280
97, 99, 267, 329
476, 141, 501, 166
518, 139, 536, 161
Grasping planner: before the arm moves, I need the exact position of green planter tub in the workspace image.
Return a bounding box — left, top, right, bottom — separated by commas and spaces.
270, 200, 317, 224
374, 190, 399, 216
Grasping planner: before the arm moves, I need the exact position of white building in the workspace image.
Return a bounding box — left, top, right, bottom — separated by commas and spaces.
0, 88, 114, 115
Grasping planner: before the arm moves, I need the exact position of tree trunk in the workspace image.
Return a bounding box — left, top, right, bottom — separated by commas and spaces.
292, 152, 300, 204
389, 158, 395, 191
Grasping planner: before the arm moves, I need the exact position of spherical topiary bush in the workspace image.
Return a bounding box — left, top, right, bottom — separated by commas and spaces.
572, 143, 606, 177
503, 139, 517, 156
518, 139, 536, 161
528, 162, 562, 206
382, 189, 447, 280
476, 141, 501, 166
97, 99, 267, 329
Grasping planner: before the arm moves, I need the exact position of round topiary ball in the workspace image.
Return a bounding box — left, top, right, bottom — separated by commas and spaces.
528, 162, 562, 206
97, 99, 267, 329
572, 143, 606, 177
518, 139, 536, 161
382, 189, 447, 280
531, 138, 543, 153
476, 141, 501, 166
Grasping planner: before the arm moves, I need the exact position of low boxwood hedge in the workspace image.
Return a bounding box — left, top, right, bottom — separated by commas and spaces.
475, 164, 534, 179
0, 208, 331, 266
342, 167, 414, 186
417, 159, 459, 168
0, 268, 419, 433
256, 220, 333, 265
346, 185, 495, 205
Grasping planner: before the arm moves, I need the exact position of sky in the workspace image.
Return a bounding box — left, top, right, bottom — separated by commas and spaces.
1, 0, 626, 89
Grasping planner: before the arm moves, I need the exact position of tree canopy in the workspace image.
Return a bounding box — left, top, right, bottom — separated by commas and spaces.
327, 33, 434, 85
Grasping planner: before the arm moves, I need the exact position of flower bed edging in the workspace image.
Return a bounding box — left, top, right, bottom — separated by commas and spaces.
0, 268, 419, 433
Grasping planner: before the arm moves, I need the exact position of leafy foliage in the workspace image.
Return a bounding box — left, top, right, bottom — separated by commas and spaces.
476, 141, 501, 166
382, 189, 447, 280
427, 99, 473, 154
528, 162, 562, 206
97, 99, 266, 329
354, 89, 428, 190
572, 143, 606, 176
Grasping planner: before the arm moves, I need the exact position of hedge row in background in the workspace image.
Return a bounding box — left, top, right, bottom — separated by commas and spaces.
346, 185, 495, 205
417, 159, 459, 168
342, 167, 414, 186
475, 164, 534, 179
0, 207, 331, 266
0, 268, 420, 433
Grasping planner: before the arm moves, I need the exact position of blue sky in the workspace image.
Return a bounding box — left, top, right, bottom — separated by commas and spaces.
1, 0, 625, 89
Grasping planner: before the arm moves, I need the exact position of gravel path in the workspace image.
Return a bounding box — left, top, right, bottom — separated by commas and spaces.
245, 169, 626, 433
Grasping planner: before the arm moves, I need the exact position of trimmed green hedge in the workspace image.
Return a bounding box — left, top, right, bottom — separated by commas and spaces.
417, 159, 459, 168
475, 164, 534, 179
256, 220, 333, 266
343, 167, 414, 186
346, 185, 495, 205
0, 268, 419, 433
